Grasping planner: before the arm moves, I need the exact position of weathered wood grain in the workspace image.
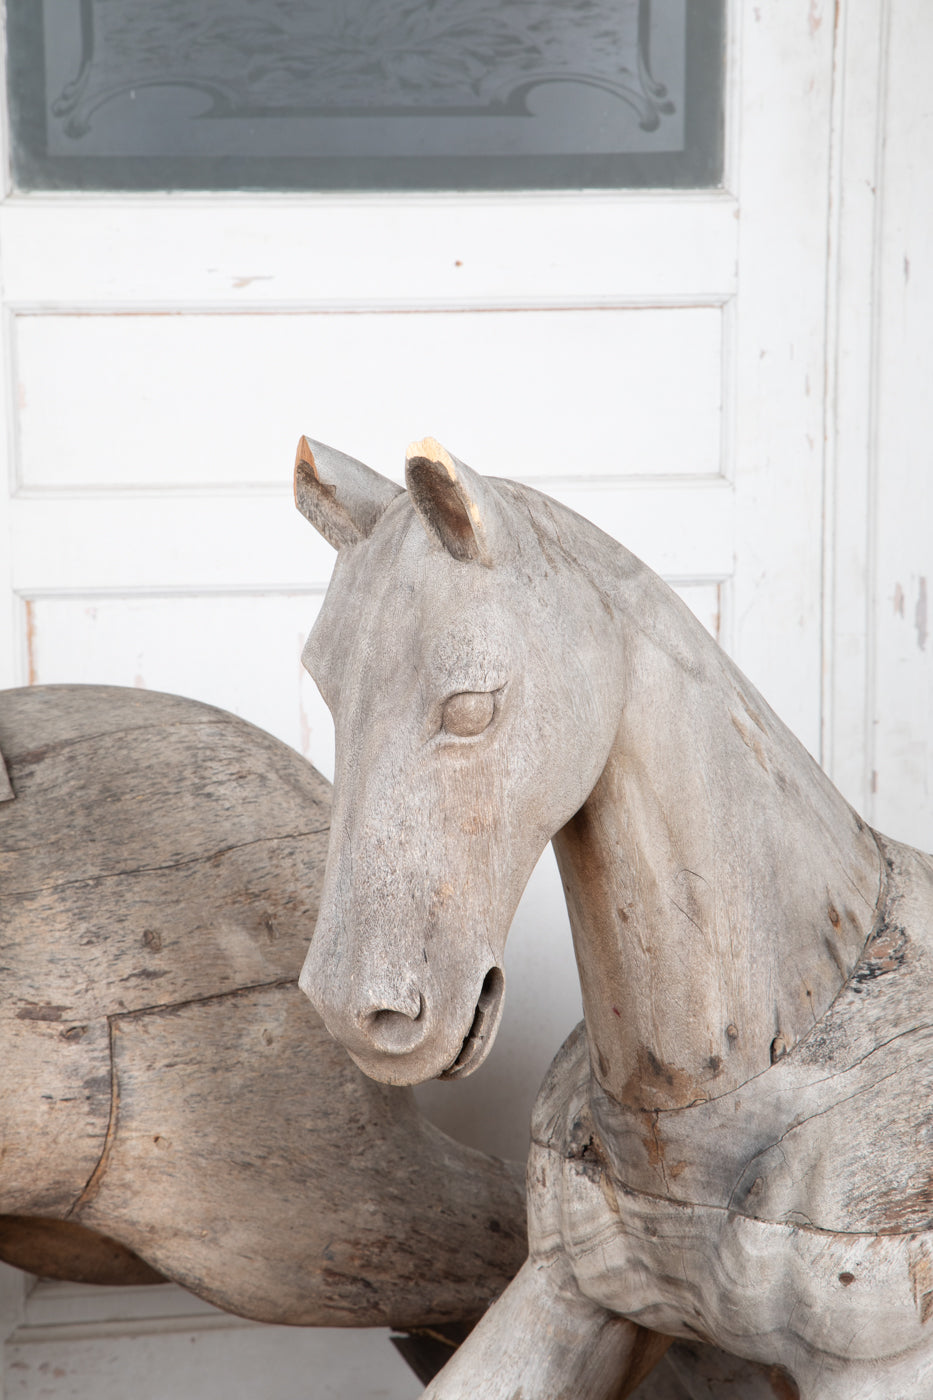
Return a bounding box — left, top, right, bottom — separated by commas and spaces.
292, 438, 933, 1397
75, 981, 525, 1326
418, 1254, 671, 1400
0, 684, 526, 1330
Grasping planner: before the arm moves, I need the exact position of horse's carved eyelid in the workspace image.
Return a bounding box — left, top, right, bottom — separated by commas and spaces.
440, 687, 502, 739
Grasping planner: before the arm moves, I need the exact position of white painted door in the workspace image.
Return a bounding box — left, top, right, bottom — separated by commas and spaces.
4, 2, 919, 1396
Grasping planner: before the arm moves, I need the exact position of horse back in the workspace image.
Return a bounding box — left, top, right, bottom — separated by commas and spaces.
0, 683, 329, 1254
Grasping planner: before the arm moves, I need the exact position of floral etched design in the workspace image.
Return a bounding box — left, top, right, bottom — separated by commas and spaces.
53, 0, 675, 137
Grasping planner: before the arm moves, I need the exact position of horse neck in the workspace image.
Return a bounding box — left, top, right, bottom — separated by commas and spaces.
550, 567, 884, 1113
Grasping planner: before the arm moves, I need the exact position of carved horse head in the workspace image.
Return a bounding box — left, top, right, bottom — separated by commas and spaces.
295, 436, 620, 1085
296, 434, 882, 1109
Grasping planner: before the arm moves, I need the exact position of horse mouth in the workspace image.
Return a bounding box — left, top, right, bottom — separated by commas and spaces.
440, 966, 505, 1080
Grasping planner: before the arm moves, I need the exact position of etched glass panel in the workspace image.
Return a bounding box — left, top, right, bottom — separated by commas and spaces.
7, 0, 724, 190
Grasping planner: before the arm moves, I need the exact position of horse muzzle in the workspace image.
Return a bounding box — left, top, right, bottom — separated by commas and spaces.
298, 937, 505, 1086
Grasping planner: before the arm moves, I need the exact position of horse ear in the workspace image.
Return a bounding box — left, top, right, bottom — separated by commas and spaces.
405, 438, 501, 567
294, 436, 403, 550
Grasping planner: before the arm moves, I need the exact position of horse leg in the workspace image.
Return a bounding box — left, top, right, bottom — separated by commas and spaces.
420, 1253, 670, 1400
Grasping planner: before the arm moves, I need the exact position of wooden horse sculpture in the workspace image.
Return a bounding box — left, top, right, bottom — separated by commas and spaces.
294, 434, 933, 1400
0, 683, 526, 1358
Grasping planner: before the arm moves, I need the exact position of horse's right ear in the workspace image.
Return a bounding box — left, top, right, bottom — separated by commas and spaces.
294, 436, 403, 550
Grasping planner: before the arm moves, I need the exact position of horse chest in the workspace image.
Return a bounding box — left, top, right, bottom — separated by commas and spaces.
529, 1107, 932, 1370
528, 840, 933, 1377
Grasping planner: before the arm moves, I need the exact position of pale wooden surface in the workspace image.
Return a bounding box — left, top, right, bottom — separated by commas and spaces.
0, 685, 526, 1330
294, 438, 933, 1397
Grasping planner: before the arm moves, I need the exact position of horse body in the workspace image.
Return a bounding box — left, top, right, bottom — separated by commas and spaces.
295, 435, 933, 1398
0, 684, 526, 1333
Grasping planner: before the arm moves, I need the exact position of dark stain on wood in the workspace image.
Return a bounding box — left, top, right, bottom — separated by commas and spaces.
852, 918, 908, 988
0, 747, 13, 803
767, 1365, 801, 1399
621, 1045, 701, 1113
16, 1003, 68, 1022
567, 1112, 606, 1185
908, 1242, 933, 1327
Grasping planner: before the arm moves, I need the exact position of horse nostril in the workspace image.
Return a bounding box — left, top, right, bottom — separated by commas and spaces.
362, 997, 427, 1055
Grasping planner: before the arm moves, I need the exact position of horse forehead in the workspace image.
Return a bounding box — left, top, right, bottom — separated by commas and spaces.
345, 513, 514, 629
310, 512, 415, 649
315, 498, 564, 697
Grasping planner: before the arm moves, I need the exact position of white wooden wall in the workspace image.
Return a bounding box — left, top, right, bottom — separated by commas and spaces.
1, 1, 931, 1395
824, 0, 933, 855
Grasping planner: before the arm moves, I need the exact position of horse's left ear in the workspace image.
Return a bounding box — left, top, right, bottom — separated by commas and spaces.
405, 438, 502, 567
294, 436, 403, 550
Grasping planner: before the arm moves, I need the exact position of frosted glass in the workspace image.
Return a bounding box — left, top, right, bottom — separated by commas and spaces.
8, 0, 723, 189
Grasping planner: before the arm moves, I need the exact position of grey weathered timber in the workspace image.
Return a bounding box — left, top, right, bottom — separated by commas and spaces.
294, 434, 933, 1399
0, 684, 526, 1330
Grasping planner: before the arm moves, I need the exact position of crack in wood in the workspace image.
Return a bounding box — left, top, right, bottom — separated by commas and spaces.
3, 717, 240, 766
65, 1018, 118, 1220
725, 1066, 907, 1213
3, 828, 330, 899
536, 1132, 933, 1241
638, 855, 893, 1119
107, 974, 298, 1022
61, 977, 301, 1218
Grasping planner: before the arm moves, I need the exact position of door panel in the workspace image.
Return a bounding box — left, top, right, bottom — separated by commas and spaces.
15, 307, 724, 489
866, 0, 933, 851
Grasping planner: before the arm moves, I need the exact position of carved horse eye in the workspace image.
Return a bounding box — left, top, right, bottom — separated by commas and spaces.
441, 691, 496, 737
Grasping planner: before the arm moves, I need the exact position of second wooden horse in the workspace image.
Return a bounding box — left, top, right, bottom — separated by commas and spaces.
0, 684, 525, 1348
